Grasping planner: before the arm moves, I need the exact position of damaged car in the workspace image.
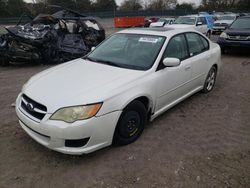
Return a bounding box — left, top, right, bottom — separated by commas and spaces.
0, 8, 105, 66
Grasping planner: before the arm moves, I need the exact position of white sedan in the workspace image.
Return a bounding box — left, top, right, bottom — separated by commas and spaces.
16, 28, 221, 155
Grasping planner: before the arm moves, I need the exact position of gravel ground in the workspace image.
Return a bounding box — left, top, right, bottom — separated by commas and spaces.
0, 19, 250, 188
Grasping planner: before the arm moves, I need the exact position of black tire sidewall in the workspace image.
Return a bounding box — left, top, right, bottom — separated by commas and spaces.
206, 30, 211, 38
113, 101, 147, 145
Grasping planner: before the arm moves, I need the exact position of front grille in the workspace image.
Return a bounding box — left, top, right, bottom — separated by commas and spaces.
214, 23, 228, 27
20, 94, 47, 121
228, 35, 250, 41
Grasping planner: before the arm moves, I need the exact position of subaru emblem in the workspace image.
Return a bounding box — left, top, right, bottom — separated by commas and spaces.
27, 103, 34, 111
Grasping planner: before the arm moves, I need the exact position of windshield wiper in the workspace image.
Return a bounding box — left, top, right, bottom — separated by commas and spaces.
83, 57, 129, 69
82, 56, 96, 62
94, 59, 124, 68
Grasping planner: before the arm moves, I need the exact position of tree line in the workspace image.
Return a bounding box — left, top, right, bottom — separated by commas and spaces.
0, 0, 249, 18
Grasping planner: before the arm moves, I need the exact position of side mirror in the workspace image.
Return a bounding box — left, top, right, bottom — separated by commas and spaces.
196, 22, 203, 26
91, 46, 96, 51
163, 58, 181, 67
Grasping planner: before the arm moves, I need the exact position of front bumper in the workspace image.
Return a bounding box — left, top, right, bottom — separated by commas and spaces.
212, 26, 226, 33
217, 38, 250, 48
16, 95, 122, 155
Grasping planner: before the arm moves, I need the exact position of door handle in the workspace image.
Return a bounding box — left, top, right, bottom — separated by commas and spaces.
185, 66, 191, 71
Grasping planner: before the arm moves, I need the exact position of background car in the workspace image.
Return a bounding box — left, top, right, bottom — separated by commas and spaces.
212, 14, 238, 34
144, 17, 159, 27
16, 27, 221, 154
217, 16, 250, 53
149, 18, 175, 27
169, 14, 214, 37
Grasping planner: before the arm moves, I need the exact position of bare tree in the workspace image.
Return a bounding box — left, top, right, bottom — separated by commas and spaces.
147, 0, 177, 10
120, 0, 142, 11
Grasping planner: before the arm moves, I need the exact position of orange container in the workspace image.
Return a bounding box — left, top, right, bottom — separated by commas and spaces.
114, 16, 145, 28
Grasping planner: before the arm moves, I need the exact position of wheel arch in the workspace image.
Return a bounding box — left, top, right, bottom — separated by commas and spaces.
123, 95, 153, 113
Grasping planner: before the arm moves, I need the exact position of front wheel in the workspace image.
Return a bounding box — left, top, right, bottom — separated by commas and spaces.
202, 66, 217, 93
113, 101, 147, 145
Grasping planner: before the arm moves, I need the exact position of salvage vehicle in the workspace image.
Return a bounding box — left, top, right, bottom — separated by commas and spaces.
0, 8, 105, 66
212, 14, 237, 34
217, 16, 250, 53
170, 14, 214, 38
16, 28, 221, 155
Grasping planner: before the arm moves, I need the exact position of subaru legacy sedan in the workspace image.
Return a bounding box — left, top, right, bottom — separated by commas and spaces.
16, 28, 221, 155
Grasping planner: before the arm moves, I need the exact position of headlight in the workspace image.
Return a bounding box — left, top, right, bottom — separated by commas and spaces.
50, 103, 102, 123
220, 32, 228, 39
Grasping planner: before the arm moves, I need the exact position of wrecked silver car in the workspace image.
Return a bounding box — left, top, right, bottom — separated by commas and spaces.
0, 8, 105, 66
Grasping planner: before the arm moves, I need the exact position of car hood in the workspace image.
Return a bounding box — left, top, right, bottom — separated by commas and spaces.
225, 28, 250, 35
214, 20, 234, 25
23, 58, 145, 113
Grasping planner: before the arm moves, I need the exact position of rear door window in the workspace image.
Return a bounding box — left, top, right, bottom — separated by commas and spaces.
200, 35, 209, 50
186, 33, 206, 56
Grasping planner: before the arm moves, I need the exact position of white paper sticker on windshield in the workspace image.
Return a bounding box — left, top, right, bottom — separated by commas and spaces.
139, 37, 158, 43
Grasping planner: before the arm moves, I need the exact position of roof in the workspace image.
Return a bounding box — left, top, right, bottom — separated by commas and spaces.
117, 27, 196, 37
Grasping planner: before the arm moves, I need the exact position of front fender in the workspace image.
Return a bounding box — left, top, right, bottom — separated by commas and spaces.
96, 75, 156, 117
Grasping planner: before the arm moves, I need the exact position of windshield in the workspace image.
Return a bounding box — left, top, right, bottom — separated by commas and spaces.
85, 33, 165, 70
218, 15, 236, 20
174, 16, 196, 25
230, 18, 250, 29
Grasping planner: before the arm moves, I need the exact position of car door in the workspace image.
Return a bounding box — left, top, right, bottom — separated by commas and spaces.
196, 17, 207, 34
185, 32, 211, 88
154, 34, 192, 113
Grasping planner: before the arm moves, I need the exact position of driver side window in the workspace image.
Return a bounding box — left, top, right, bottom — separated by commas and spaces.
163, 34, 188, 61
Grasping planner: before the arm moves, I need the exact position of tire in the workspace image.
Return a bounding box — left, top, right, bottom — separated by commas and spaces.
0, 57, 9, 66
113, 100, 147, 145
206, 30, 211, 38
202, 66, 217, 93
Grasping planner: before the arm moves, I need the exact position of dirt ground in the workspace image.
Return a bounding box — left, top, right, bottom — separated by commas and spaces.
0, 21, 250, 187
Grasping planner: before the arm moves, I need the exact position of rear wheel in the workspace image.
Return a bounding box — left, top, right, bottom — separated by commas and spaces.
202, 66, 217, 93
113, 101, 147, 145
206, 30, 211, 38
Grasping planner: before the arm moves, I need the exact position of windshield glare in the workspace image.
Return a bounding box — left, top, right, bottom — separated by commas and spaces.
86, 34, 165, 70
174, 16, 196, 25
230, 18, 250, 29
